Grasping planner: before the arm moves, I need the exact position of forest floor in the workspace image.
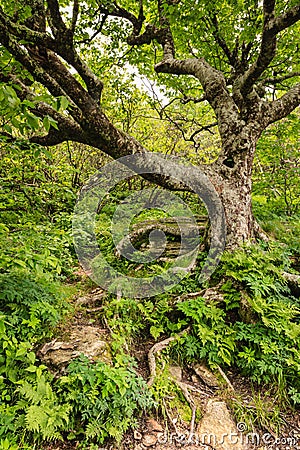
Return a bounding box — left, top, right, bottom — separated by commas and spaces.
41, 285, 300, 450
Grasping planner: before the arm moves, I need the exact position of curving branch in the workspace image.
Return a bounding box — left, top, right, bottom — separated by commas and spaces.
271, 3, 300, 34
96, 0, 145, 41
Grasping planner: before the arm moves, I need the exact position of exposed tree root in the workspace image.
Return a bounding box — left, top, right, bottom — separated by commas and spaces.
282, 271, 300, 297
216, 365, 234, 391
253, 220, 270, 242
147, 327, 190, 387
147, 327, 199, 439
177, 380, 197, 438
176, 290, 206, 302
116, 216, 207, 259
282, 271, 300, 284
163, 398, 178, 433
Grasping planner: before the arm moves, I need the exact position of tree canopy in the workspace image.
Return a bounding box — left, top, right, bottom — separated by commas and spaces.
0, 0, 299, 150
0, 0, 299, 247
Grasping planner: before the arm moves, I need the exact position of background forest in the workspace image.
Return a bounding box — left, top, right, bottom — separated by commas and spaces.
0, 0, 300, 448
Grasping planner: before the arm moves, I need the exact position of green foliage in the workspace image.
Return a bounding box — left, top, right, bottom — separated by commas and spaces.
16, 376, 71, 441
0, 222, 75, 278
229, 391, 283, 435
258, 216, 300, 257
166, 243, 300, 401
0, 283, 155, 445
253, 113, 300, 216
0, 140, 75, 223
0, 272, 72, 442
0, 0, 299, 442
178, 297, 236, 365
0, 272, 70, 341
151, 364, 192, 423
57, 354, 155, 444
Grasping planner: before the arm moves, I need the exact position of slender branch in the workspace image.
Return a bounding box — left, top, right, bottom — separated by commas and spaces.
210, 15, 236, 67
77, 14, 108, 44
189, 122, 218, 142
181, 95, 207, 104
125, 0, 237, 134
263, 71, 300, 85
71, 0, 79, 33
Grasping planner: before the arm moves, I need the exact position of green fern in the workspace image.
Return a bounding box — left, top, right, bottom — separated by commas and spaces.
16, 376, 70, 440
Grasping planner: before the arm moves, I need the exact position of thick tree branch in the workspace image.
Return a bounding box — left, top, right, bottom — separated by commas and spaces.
24, 0, 46, 32
0, 97, 81, 148
0, 7, 103, 103
272, 3, 300, 34
157, 0, 175, 60
265, 82, 300, 125
234, 0, 277, 98
0, 7, 54, 47
235, 1, 300, 98
47, 0, 67, 36
0, 71, 85, 145
0, 31, 68, 99
0, 35, 90, 125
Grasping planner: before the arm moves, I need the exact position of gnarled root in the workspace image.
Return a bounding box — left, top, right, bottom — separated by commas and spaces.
147, 327, 190, 387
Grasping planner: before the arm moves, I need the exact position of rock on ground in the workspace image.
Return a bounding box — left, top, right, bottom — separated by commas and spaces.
39, 325, 111, 366
197, 399, 248, 450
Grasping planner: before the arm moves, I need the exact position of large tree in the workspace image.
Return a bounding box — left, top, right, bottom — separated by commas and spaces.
0, 0, 299, 247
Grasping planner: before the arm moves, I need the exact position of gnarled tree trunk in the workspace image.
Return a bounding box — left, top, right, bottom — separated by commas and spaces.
210, 133, 258, 248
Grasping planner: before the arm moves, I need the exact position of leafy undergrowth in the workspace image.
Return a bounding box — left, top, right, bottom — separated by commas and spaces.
1, 183, 300, 448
